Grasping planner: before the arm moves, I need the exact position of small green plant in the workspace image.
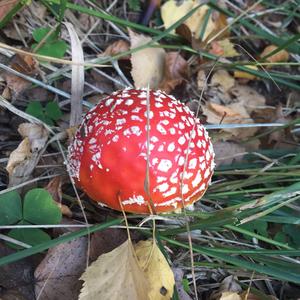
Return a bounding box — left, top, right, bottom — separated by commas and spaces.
0, 188, 62, 249
128, 0, 141, 11
26, 101, 63, 125
240, 220, 268, 240
32, 26, 68, 58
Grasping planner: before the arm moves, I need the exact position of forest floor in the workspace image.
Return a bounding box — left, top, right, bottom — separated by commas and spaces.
0, 1, 300, 300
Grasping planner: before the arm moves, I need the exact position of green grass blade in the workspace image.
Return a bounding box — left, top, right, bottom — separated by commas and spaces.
0, 218, 123, 266
161, 236, 300, 283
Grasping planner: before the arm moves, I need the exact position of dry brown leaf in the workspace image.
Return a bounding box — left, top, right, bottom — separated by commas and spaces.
129, 29, 165, 89
211, 70, 235, 92
45, 176, 62, 203
103, 40, 130, 59
3, 76, 30, 99
18, 123, 48, 152
6, 138, 31, 176
45, 177, 72, 217
210, 39, 239, 57
203, 102, 246, 120
2, 53, 39, 98
79, 239, 150, 300
210, 276, 242, 300
202, 102, 257, 138
159, 52, 188, 93
90, 229, 129, 262
197, 69, 207, 91
213, 141, 246, 167
135, 239, 175, 300
0, 242, 35, 300
10, 54, 39, 76
229, 85, 266, 114
261, 44, 289, 63
35, 236, 88, 300
240, 291, 278, 300
0, 0, 19, 21
268, 105, 289, 146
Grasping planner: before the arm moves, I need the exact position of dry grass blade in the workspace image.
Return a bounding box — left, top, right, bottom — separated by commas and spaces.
64, 22, 84, 127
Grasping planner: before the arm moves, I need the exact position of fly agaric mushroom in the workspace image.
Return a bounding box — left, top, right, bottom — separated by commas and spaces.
68, 88, 215, 214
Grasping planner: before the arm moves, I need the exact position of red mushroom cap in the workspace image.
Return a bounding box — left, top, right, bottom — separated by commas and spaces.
68, 88, 215, 214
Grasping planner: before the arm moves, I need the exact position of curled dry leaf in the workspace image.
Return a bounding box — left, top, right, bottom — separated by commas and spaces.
2, 53, 39, 98
35, 236, 88, 300
129, 29, 165, 89
6, 123, 49, 186
103, 40, 130, 59
18, 122, 48, 152
6, 137, 31, 176
159, 52, 188, 93
79, 239, 150, 300
210, 276, 242, 300
135, 239, 175, 300
202, 102, 257, 139
45, 177, 72, 217
261, 44, 289, 63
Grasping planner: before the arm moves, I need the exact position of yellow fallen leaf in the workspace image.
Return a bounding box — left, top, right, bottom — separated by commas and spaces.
185, 4, 214, 41
6, 137, 31, 176
79, 239, 150, 300
161, 0, 227, 42
135, 239, 175, 300
160, 0, 194, 34
234, 65, 257, 80
210, 39, 239, 57
129, 29, 165, 89
219, 291, 242, 300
